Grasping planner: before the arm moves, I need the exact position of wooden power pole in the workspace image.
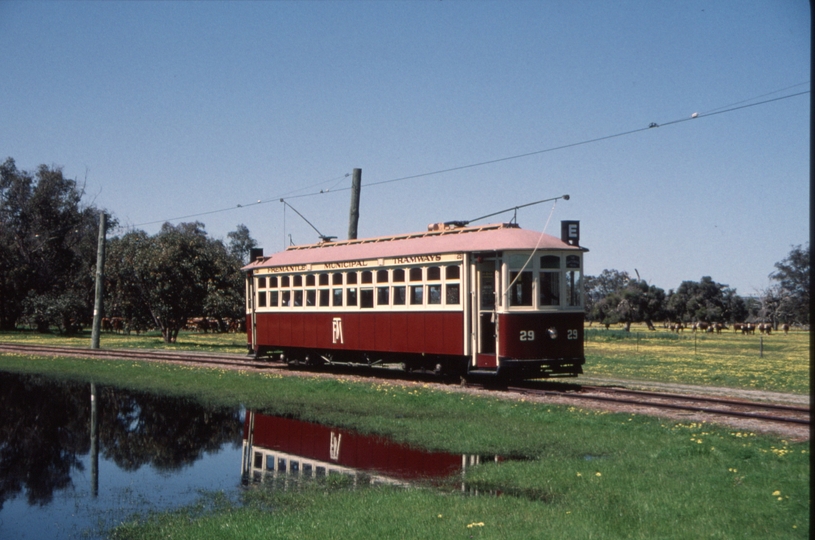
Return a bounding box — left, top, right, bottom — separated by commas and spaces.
348, 168, 361, 240
90, 213, 106, 349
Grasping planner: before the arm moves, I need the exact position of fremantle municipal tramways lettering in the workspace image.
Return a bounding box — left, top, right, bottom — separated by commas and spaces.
257, 253, 461, 275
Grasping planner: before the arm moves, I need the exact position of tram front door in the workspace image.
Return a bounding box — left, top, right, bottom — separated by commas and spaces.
474, 259, 498, 368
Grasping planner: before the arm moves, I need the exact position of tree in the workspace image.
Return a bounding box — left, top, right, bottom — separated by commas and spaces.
666, 276, 739, 324
769, 244, 809, 325
584, 269, 631, 322
0, 158, 109, 332
227, 224, 258, 264
105, 222, 245, 342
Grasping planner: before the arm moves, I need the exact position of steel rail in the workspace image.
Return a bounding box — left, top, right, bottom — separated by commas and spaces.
508, 385, 810, 427
581, 386, 810, 413
0, 343, 276, 370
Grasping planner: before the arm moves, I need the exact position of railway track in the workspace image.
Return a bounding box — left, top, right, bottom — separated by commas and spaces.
507, 383, 810, 428
0, 343, 275, 371
2, 343, 809, 431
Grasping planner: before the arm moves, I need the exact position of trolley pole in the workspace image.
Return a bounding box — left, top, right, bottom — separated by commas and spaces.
348, 168, 361, 240
90, 213, 107, 349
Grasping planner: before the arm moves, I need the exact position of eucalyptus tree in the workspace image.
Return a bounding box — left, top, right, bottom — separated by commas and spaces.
105, 222, 247, 342
768, 244, 809, 325
0, 158, 107, 332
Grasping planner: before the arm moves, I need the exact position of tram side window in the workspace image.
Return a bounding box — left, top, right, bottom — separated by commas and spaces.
346, 287, 358, 307
427, 266, 441, 280
410, 284, 423, 305
293, 290, 303, 307
361, 271, 373, 284
319, 273, 329, 286
258, 277, 267, 288
360, 288, 374, 308
332, 273, 343, 285
306, 289, 316, 306
409, 267, 422, 282
445, 265, 461, 305
393, 269, 405, 283
393, 285, 406, 305
509, 271, 533, 306
269, 290, 279, 307
319, 289, 330, 306
377, 286, 390, 306
258, 291, 267, 307
332, 288, 343, 307
540, 255, 560, 306
376, 269, 389, 283
282, 290, 291, 307
446, 283, 460, 304
428, 284, 441, 304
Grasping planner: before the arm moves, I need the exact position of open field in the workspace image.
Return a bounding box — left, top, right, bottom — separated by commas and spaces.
584, 324, 809, 395
0, 338, 810, 539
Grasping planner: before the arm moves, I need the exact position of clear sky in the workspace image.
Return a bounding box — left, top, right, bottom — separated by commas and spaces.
0, 1, 809, 296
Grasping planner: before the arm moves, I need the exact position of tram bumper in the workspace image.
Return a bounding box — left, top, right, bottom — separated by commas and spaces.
497, 357, 584, 379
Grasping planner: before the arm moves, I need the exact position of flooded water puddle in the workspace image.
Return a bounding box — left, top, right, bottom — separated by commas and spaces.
0, 372, 501, 539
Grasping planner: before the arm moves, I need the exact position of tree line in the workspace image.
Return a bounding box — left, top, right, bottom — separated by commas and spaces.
1, 158, 809, 340
1, 159, 256, 342
584, 251, 809, 330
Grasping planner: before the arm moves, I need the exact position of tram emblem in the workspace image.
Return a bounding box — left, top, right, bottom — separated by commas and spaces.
330, 431, 342, 461
332, 317, 344, 344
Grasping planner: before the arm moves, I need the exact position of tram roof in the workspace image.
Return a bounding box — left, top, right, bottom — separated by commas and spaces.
244, 223, 587, 271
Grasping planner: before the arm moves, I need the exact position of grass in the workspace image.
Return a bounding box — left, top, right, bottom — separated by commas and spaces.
1, 328, 810, 538
0, 344, 810, 539
0, 328, 249, 353
584, 324, 810, 394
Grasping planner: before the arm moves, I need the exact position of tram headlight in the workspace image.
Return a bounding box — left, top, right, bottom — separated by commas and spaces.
548, 327, 558, 340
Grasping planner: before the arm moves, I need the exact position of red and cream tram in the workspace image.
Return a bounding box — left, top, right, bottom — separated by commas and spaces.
243, 221, 587, 380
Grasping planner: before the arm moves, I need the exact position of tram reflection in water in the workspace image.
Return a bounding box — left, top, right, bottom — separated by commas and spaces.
241, 411, 499, 489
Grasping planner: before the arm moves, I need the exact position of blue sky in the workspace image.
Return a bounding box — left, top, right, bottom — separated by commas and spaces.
0, 1, 809, 296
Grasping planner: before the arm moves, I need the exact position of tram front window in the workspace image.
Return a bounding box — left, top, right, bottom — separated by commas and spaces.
509, 271, 533, 307
540, 271, 560, 306
567, 270, 582, 307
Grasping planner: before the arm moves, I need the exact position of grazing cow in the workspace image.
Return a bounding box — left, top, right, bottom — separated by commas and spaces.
111, 317, 125, 333
782, 323, 790, 334
759, 323, 772, 335
713, 322, 725, 334
692, 322, 710, 333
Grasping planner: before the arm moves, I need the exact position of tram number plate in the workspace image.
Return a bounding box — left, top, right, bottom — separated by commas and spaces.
519, 330, 535, 341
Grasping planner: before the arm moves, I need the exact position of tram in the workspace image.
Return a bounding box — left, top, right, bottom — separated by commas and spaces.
243, 220, 587, 381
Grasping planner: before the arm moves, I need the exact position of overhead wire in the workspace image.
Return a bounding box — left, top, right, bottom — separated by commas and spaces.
124, 85, 809, 231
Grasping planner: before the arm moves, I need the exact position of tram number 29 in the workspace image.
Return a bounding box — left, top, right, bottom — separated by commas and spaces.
519, 330, 535, 341
567, 329, 579, 340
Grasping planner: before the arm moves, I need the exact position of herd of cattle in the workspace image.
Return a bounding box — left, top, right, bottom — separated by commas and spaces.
100, 316, 246, 335
664, 321, 791, 335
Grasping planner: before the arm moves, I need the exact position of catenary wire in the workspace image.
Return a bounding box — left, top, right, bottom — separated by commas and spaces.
126, 87, 809, 230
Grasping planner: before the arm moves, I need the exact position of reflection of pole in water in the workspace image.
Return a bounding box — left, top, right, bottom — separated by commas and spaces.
90, 382, 99, 497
